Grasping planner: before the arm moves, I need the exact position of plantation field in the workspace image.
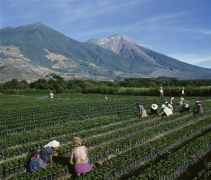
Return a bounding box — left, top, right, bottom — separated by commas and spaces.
1, 94, 211, 180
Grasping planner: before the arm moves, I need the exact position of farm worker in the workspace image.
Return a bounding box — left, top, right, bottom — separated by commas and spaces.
29, 140, 60, 172
159, 87, 164, 100
193, 101, 203, 115
181, 87, 185, 97
50, 91, 54, 101
150, 104, 159, 115
180, 103, 190, 113
169, 97, 174, 105
70, 137, 92, 176
136, 103, 148, 117
165, 101, 173, 111
159, 104, 173, 117
178, 97, 184, 105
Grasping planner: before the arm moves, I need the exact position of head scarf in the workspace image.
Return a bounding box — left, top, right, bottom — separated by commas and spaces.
73, 137, 82, 146
44, 140, 60, 148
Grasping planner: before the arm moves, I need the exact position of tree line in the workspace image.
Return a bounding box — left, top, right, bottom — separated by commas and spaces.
0, 75, 211, 94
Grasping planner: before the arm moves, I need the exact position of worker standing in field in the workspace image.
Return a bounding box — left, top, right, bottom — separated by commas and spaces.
193, 101, 203, 115
50, 91, 54, 101
181, 87, 185, 97
29, 140, 60, 172
159, 87, 164, 100
70, 137, 92, 176
159, 104, 173, 117
136, 103, 148, 117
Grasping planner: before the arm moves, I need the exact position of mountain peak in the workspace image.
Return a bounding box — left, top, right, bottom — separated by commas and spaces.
21, 22, 46, 27
87, 34, 146, 55
33, 22, 45, 26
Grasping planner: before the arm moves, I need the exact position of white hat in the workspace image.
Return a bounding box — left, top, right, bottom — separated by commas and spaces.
151, 104, 158, 110
161, 104, 166, 108
196, 101, 200, 104
165, 101, 168, 104
180, 97, 184, 100
184, 103, 189, 108
44, 140, 60, 148
171, 97, 174, 99
160, 87, 162, 89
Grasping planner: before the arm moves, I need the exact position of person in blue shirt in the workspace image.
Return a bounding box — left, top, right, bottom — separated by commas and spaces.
29, 140, 60, 172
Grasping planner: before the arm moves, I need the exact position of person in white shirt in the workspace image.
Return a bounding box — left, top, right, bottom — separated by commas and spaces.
50, 91, 54, 101
181, 87, 185, 97
159, 104, 173, 117
165, 101, 173, 111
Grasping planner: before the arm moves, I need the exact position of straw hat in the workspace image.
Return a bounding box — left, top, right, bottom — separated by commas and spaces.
161, 104, 166, 108
184, 103, 189, 108
165, 101, 168, 104
151, 104, 158, 110
160, 87, 162, 89
180, 97, 184, 100
196, 101, 200, 104
171, 97, 174, 99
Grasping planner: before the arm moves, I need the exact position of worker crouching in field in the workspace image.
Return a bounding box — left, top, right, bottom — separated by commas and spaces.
70, 137, 92, 176
165, 101, 173, 111
169, 97, 174, 105
178, 97, 184, 105
159, 104, 173, 117
180, 103, 190, 113
136, 103, 148, 117
149, 104, 159, 115
193, 101, 203, 115
29, 140, 60, 172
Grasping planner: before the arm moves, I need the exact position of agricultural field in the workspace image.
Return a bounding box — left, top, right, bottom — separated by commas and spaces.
0, 94, 211, 180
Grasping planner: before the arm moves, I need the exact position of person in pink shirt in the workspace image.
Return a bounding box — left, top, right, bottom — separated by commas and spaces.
70, 137, 92, 176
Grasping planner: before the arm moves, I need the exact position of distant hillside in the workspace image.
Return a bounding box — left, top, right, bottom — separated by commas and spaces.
1, 23, 211, 82
194, 60, 211, 69
87, 35, 211, 79
1, 23, 140, 81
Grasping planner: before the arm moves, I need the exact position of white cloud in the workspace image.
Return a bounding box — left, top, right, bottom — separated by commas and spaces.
168, 53, 211, 64
54, 0, 149, 23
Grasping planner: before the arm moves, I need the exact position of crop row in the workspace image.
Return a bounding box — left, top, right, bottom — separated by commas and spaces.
125, 123, 211, 179
0, 113, 196, 177
0, 114, 137, 149
75, 116, 211, 180
193, 161, 211, 180
1, 113, 181, 162
0, 102, 136, 127
6, 113, 211, 180
0, 108, 137, 136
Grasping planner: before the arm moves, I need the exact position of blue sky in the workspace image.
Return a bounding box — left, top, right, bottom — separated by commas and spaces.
1, 0, 211, 68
